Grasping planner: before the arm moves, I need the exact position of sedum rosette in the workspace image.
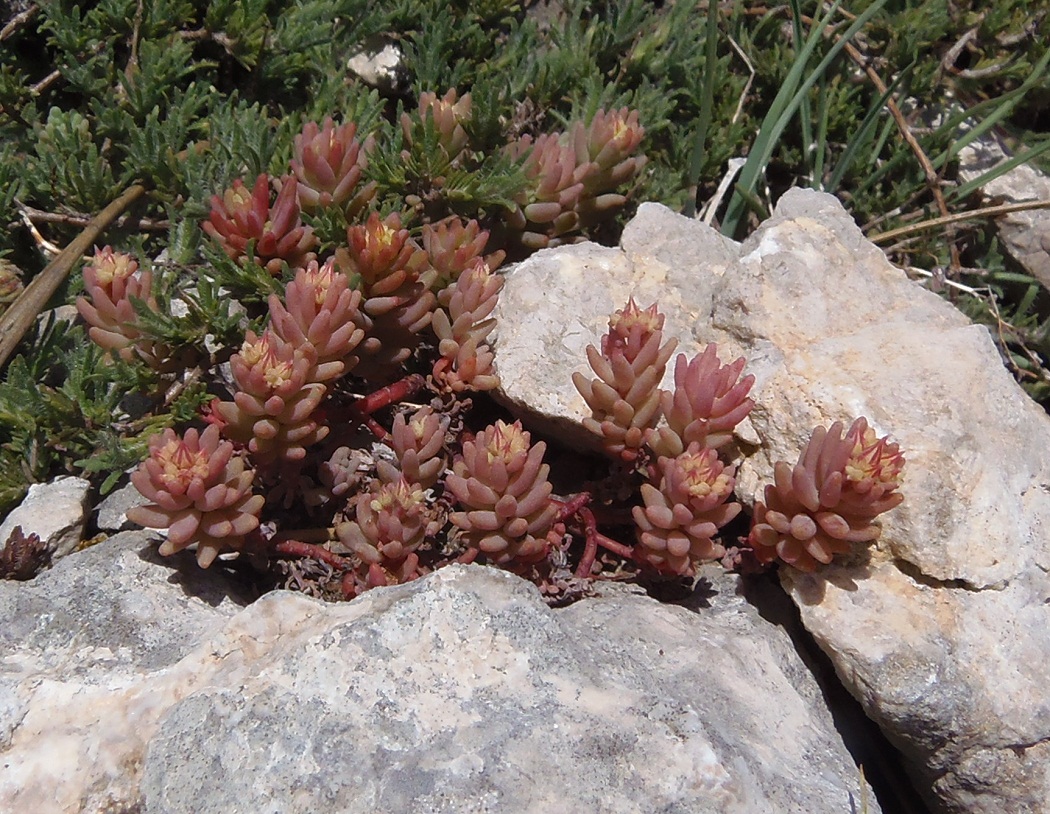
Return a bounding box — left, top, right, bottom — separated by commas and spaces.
446, 420, 559, 566
632, 445, 740, 575
203, 174, 317, 275
647, 345, 755, 458
127, 425, 264, 567
335, 211, 434, 374
431, 261, 502, 393
337, 477, 428, 590
290, 117, 375, 216
573, 298, 678, 461
268, 258, 366, 383
748, 417, 905, 571
212, 329, 328, 463
376, 406, 448, 491
76, 246, 168, 367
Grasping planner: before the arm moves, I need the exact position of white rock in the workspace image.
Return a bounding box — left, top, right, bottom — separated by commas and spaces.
346, 36, 405, 94
0, 475, 90, 559
0, 533, 878, 814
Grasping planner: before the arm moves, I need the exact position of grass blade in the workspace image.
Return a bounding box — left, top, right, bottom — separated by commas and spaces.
722, 0, 887, 236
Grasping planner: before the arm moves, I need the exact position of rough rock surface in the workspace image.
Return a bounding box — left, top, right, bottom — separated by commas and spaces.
493, 191, 1050, 813
0, 531, 876, 814
0, 475, 90, 559
958, 135, 1050, 290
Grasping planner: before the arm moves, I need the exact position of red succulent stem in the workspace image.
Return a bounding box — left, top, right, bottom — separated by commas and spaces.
274, 539, 352, 570
575, 506, 600, 578
352, 374, 426, 415
596, 530, 635, 559
553, 492, 591, 523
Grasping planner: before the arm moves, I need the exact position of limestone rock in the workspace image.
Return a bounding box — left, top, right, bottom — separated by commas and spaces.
492, 192, 1050, 813
0, 475, 90, 559
95, 477, 146, 533
958, 136, 1050, 291
0, 532, 876, 814
0, 531, 249, 813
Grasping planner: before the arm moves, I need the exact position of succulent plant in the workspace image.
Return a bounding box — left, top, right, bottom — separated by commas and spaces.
647, 345, 755, 459
748, 417, 905, 571
289, 117, 376, 216
431, 260, 502, 393
570, 107, 648, 223
422, 216, 505, 297
446, 420, 559, 566
203, 174, 318, 275
504, 108, 646, 249
632, 445, 741, 575
267, 258, 366, 383
212, 329, 329, 463
402, 88, 472, 163
376, 406, 448, 491
0, 526, 50, 580
504, 132, 584, 250
75, 246, 168, 367
336, 476, 429, 590
335, 211, 434, 373
126, 425, 264, 567
573, 298, 678, 461
318, 445, 373, 501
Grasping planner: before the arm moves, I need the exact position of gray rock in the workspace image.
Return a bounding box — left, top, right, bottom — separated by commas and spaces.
0, 475, 91, 559
493, 191, 1050, 813
0, 532, 876, 814
0, 531, 249, 812
958, 136, 1050, 291
95, 477, 147, 533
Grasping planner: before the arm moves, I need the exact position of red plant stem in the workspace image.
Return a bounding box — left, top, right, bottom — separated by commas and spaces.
574, 506, 601, 578
553, 492, 591, 523
595, 530, 635, 559
353, 374, 426, 415
274, 539, 352, 570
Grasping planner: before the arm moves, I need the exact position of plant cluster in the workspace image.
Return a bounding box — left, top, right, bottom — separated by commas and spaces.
123, 283, 904, 595
0, 0, 1037, 592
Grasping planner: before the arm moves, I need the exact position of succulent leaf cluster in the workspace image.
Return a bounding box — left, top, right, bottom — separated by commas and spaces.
647, 346, 756, 458
506, 108, 647, 249
204, 174, 318, 276
431, 262, 503, 393
290, 117, 376, 217
633, 446, 741, 575
446, 420, 559, 566
267, 258, 366, 382
337, 477, 429, 592
126, 426, 264, 567
335, 211, 434, 373
572, 298, 678, 461
75, 246, 168, 368
376, 406, 448, 491
748, 418, 905, 571
424, 216, 506, 293
212, 329, 329, 464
